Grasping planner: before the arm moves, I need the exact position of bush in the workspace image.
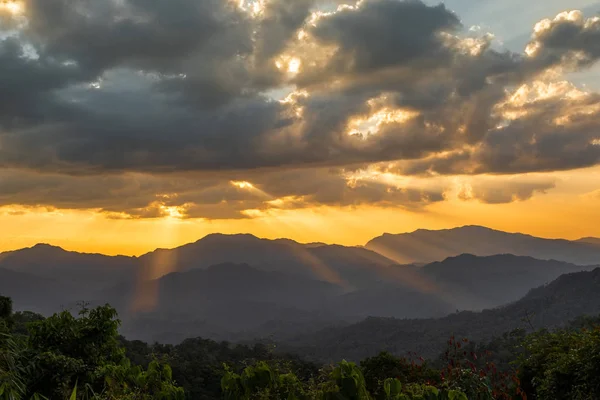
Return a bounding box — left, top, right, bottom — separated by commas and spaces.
519, 326, 600, 399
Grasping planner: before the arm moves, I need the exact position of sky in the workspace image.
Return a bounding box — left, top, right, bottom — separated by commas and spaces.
1, 0, 600, 256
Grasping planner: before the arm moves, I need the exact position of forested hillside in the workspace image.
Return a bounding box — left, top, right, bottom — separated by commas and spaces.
281, 267, 600, 362
3, 294, 600, 399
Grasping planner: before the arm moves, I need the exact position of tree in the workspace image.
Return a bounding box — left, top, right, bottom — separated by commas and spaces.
0, 299, 184, 400
518, 326, 600, 399
360, 352, 439, 399
221, 361, 306, 400
0, 297, 13, 333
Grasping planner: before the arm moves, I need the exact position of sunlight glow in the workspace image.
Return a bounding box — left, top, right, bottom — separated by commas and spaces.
275, 56, 302, 76
279, 89, 309, 118
231, 181, 255, 190
235, 0, 265, 17
288, 58, 301, 74
0, 0, 23, 14
161, 205, 184, 219
347, 107, 418, 137
495, 80, 594, 123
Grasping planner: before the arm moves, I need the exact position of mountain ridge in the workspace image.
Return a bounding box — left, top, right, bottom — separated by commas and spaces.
366, 225, 600, 265
280, 266, 600, 362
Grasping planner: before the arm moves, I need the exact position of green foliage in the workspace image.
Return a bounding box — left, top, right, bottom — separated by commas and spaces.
439, 336, 524, 400
25, 304, 126, 397
0, 299, 184, 400
383, 378, 402, 399
0, 334, 37, 400
11, 312, 45, 336
6, 292, 600, 400
361, 352, 439, 399
0, 298, 11, 321
0, 297, 13, 334
220, 360, 469, 400
122, 336, 319, 400
221, 361, 306, 400
100, 360, 185, 400
518, 326, 600, 399
320, 360, 371, 400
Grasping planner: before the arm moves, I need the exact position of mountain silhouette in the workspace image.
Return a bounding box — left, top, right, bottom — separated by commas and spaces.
138, 233, 395, 289
96, 263, 347, 343
1, 228, 598, 344
0, 268, 77, 314
577, 237, 600, 246
282, 267, 600, 362
0, 243, 138, 290
366, 226, 600, 265
420, 254, 595, 309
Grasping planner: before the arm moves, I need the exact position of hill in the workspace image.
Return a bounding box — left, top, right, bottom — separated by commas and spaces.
94, 263, 347, 342
0, 268, 77, 314
0, 244, 138, 290
420, 254, 594, 309
578, 237, 600, 246
108, 254, 593, 343
138, 233, 396, 288
1, 232, 598, 345
366, 226, 600, 265
281, 267, 600, 362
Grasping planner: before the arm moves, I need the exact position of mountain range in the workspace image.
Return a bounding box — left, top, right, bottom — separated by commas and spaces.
281, 266, 600, 362
366, 225, 600, 265
1, 225, 599, 343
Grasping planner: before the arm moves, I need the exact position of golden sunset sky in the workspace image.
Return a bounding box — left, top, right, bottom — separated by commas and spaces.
0, 0, 599, 255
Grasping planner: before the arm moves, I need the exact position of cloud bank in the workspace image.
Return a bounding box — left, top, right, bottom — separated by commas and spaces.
1, 0, 599, 219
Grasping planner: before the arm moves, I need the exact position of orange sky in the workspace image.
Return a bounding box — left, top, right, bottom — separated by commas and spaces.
1, 166, 598, 256
1, 2, 600, 257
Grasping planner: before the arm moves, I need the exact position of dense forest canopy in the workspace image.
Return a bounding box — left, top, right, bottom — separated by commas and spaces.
2, 295, 600, 399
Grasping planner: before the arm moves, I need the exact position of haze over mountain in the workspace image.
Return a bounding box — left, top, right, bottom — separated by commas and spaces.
366, 226, 600, 265
282, 266, 600, 362
138, 233, 395, 288
578, 237, 600, 246
1, 226, 597, 343
2, 1, 600, 397
0, 244, 138, 290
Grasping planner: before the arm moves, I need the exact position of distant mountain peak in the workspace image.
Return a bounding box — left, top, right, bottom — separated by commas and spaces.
30, 243, 65, 251
197, 233, 262, 243
442, 253, 534, 262
578, 237, 600, 245
366, 226, 600, 265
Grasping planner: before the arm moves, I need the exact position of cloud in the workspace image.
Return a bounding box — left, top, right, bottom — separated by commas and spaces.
582, 189, 600, 201
0, 1, 599, 218
382, 80, 600, 175
526, 10, 600, 68
0, 167, 448, 219
302, 0, 460, 80
458, 177, 557, 204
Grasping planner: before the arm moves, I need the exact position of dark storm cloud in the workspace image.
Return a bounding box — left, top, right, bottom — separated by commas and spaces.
252, 168, 446, 208
0, 167, 445, 219
388, 85, 600, 176
24, 0, 252, 73
0, 168, 278, 219
252, 0, 316, 87
474, 112, 600, 174
1, 1, 600, 218
21, 0, 256, 107
301, 0, 460, 82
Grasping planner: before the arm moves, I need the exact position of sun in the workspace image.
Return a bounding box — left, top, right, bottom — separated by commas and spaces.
0, 1, 24, 15
288, 58, 301, 74
231, 181, 255, 189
